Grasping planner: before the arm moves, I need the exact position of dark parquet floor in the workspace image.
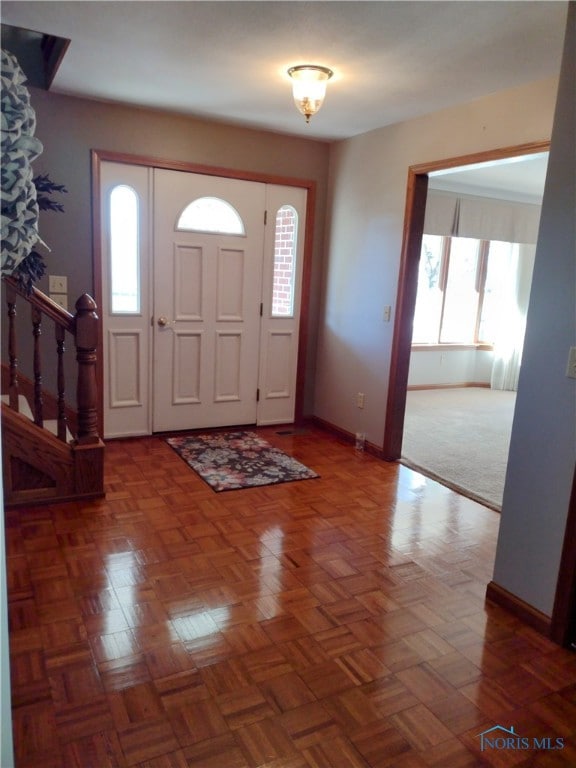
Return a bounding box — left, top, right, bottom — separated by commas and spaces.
6, 426, 576, 767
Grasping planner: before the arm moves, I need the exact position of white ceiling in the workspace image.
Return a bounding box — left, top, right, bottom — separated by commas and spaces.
1, 1, 568, 143
429, 152, 550, 204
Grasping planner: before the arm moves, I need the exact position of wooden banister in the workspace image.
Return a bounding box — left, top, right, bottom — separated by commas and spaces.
2, 277, 105, 506
6, 283, 19, 411
74, 293, 100, 445
2, 276, 101, 445
3, 277, 75, 333
32, 305, 44, 427
56, 324, 67, 442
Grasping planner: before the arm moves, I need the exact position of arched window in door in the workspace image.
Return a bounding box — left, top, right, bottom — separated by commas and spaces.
272, 205, 298, 316
176, 196, 245, 235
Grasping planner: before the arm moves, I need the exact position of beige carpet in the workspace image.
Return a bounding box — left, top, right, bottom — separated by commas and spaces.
401, 387, 516, 510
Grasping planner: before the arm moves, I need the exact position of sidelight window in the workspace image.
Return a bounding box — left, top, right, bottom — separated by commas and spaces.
272, 205, 298, 317
110, 184, 140, 314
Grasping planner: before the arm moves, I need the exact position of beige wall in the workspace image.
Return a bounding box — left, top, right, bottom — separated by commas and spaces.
316, 76, 558, 445
28, 88, 330, 412
408, 349, 493, 388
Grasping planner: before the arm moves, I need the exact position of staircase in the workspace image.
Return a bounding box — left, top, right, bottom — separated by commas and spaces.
1, 278, 105, 507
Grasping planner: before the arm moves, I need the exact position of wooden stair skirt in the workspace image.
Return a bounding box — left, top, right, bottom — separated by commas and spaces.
2, 403, 104, 507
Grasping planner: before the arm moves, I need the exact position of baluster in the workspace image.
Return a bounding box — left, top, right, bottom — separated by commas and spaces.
6, 284, 19, 411
74, 294, 99, 444
56, 323, 68, 442
31, 305, 44, 427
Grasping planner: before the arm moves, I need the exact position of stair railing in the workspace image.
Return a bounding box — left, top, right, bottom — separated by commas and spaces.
3, 276, 101, 445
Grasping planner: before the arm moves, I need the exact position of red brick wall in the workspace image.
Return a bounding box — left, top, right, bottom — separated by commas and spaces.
272, 206, 296, 315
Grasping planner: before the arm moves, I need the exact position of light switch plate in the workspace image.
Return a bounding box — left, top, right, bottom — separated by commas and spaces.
50, 293, 68, 311
49, 275, 67, 293
566, 347, 576, 379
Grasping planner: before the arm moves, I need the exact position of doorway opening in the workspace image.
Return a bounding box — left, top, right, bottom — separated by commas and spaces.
383, 142, 549, 511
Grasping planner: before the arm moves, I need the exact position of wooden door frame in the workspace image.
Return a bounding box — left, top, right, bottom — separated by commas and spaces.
382, 139, 549, 461
91, 149, 316, 438
383, 139, 576, 647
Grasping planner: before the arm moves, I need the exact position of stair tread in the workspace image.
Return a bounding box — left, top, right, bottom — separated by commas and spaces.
2, 395, 73, 442
2, 394, 33, 419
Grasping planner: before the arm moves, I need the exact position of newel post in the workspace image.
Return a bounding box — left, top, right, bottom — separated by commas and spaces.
74, 293, 100, 444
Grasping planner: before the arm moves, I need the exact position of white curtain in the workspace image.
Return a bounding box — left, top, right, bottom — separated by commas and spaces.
424, 190, 541, 243
490, 244, 536, 390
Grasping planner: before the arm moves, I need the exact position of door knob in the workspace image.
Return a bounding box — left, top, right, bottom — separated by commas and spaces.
157, 316, 169, 327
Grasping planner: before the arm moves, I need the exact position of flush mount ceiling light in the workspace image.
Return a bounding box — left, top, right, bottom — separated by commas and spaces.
287, 64, 333, 124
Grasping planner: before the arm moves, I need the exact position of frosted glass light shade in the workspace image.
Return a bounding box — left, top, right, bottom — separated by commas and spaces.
288, 65, 333, 123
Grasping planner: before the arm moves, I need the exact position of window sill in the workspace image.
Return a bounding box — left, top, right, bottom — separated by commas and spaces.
411, 343, 494, 352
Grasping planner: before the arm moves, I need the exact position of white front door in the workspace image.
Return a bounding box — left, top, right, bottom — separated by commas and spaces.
152, 170, 265, 431
100, 160, 307, 438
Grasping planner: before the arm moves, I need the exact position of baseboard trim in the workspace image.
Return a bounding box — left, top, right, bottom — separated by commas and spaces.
407, 382, 491, 391
485, 581, 552, 638
310, 416, 385, 459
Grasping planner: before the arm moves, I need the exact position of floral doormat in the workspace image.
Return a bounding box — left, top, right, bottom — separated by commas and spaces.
166, 431, 319, 492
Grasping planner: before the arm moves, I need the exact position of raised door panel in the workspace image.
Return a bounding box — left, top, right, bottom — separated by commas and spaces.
172, 331, 202, 404
174, 245, 203, 321
217, 248, 245, 321
262, 331, 293, 398
214, 332, 243, 402
108, 330, 143, 407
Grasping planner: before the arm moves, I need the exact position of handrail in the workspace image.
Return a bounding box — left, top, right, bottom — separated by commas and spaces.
3, 276, 75, 333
